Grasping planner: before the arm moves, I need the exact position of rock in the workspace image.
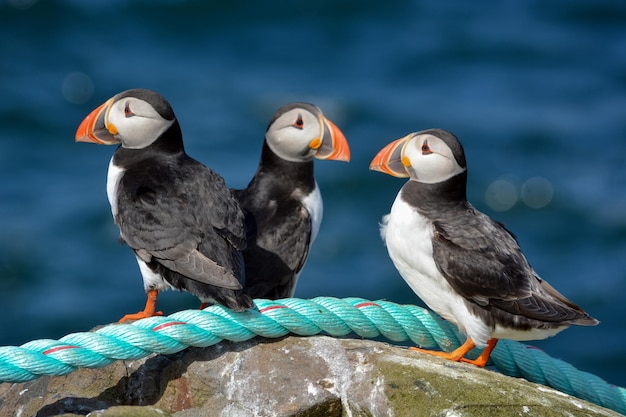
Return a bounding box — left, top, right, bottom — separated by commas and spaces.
0, 335, 619, 417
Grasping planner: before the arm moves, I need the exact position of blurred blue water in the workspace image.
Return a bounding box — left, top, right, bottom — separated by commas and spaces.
1, 0, 625, 387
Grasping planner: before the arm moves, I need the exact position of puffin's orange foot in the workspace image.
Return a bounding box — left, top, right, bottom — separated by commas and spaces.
408, 338, 498, 368
118, 289, 162, 323
409, 346, 468, 361
459, 339, 498, 367
118, 310, 164, 323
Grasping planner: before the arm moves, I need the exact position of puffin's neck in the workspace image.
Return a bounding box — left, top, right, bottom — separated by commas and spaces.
250, 141, 315, 192
400, 171, 469, 219
113, 121, 185, 168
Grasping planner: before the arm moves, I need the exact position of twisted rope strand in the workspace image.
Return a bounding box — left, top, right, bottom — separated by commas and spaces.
0, 297, 623, 415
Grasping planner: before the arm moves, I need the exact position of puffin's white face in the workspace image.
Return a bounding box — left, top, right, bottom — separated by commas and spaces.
370, 130, 466, 183
403, 133, 465, 184
107, 97, 174, 150
265, 107, 322, 162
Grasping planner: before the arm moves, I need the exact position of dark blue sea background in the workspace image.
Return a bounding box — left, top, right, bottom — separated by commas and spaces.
1, 0, 625, 387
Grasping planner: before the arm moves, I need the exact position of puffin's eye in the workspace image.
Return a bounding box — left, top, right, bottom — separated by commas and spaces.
421, 140, 432, 155
293, 115, 304, 129
124, 102, 135, 118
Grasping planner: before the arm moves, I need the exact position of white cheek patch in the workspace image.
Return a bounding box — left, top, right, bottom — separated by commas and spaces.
414, 155, 464, 184
403, 134, 466, 184
108, 99, 174, 150
265, 109, 320, 162
267, 126, 317, 162
118, 117, 174, 149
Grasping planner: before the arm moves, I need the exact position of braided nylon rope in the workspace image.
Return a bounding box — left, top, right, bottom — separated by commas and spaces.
0, 297, 623, 415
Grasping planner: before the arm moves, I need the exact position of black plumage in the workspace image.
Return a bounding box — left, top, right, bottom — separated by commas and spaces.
402, 177, 597, 330
371, 128, 597, 366
234, 102, 350, 299
76, 89, 252, 320
113, 140, 250, 308
234, 142, 315, 299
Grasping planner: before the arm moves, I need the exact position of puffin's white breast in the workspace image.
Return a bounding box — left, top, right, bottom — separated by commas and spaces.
381, 194, 492, 345
106, 157, 124, 218
300, 181, 323, 245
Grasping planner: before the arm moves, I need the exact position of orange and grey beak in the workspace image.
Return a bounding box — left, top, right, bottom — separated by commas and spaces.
311, 117, 350, 162
369, 134, 413, 178
75, 97, 119, 145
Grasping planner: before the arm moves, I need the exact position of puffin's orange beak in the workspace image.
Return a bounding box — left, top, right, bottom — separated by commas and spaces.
313, 117, 350, 162
369, 134, 412, 178
75, 97, 119, 145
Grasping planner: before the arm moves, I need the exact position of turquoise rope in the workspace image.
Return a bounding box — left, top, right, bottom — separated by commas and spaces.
0, 297, 623, 415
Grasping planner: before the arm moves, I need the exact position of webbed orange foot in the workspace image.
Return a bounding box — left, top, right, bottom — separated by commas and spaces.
409, 338, 498, 368
118, 289, 163, 323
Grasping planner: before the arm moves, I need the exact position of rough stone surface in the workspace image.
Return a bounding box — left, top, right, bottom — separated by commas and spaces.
0, 335, 619, 417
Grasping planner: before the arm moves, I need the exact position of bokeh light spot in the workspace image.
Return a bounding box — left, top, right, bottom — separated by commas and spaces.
521, 176, 554, 208
485, 178, 518, 212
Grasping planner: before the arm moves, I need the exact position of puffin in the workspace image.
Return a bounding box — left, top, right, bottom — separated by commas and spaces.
370, 128, 598, 367
234, 103, 350, 299
75, 88, 253, 322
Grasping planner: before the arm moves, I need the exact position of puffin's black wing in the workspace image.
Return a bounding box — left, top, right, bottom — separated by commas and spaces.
235, 187, 312, 298
431, 206, 590, 323
116, 156, 245, 290
255, 199, 312, 274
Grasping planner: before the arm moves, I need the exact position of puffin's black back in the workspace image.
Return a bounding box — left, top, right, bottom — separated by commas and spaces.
234, 140, 316, 299
112, 110, 252, 311
396, 129, 598, 332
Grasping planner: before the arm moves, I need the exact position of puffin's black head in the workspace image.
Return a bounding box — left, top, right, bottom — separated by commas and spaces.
370, 128, 469, 207
370, 128, 467, 183
75, 88, 180, 150
263, 102, 350, 163
117, 89, 176, 121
